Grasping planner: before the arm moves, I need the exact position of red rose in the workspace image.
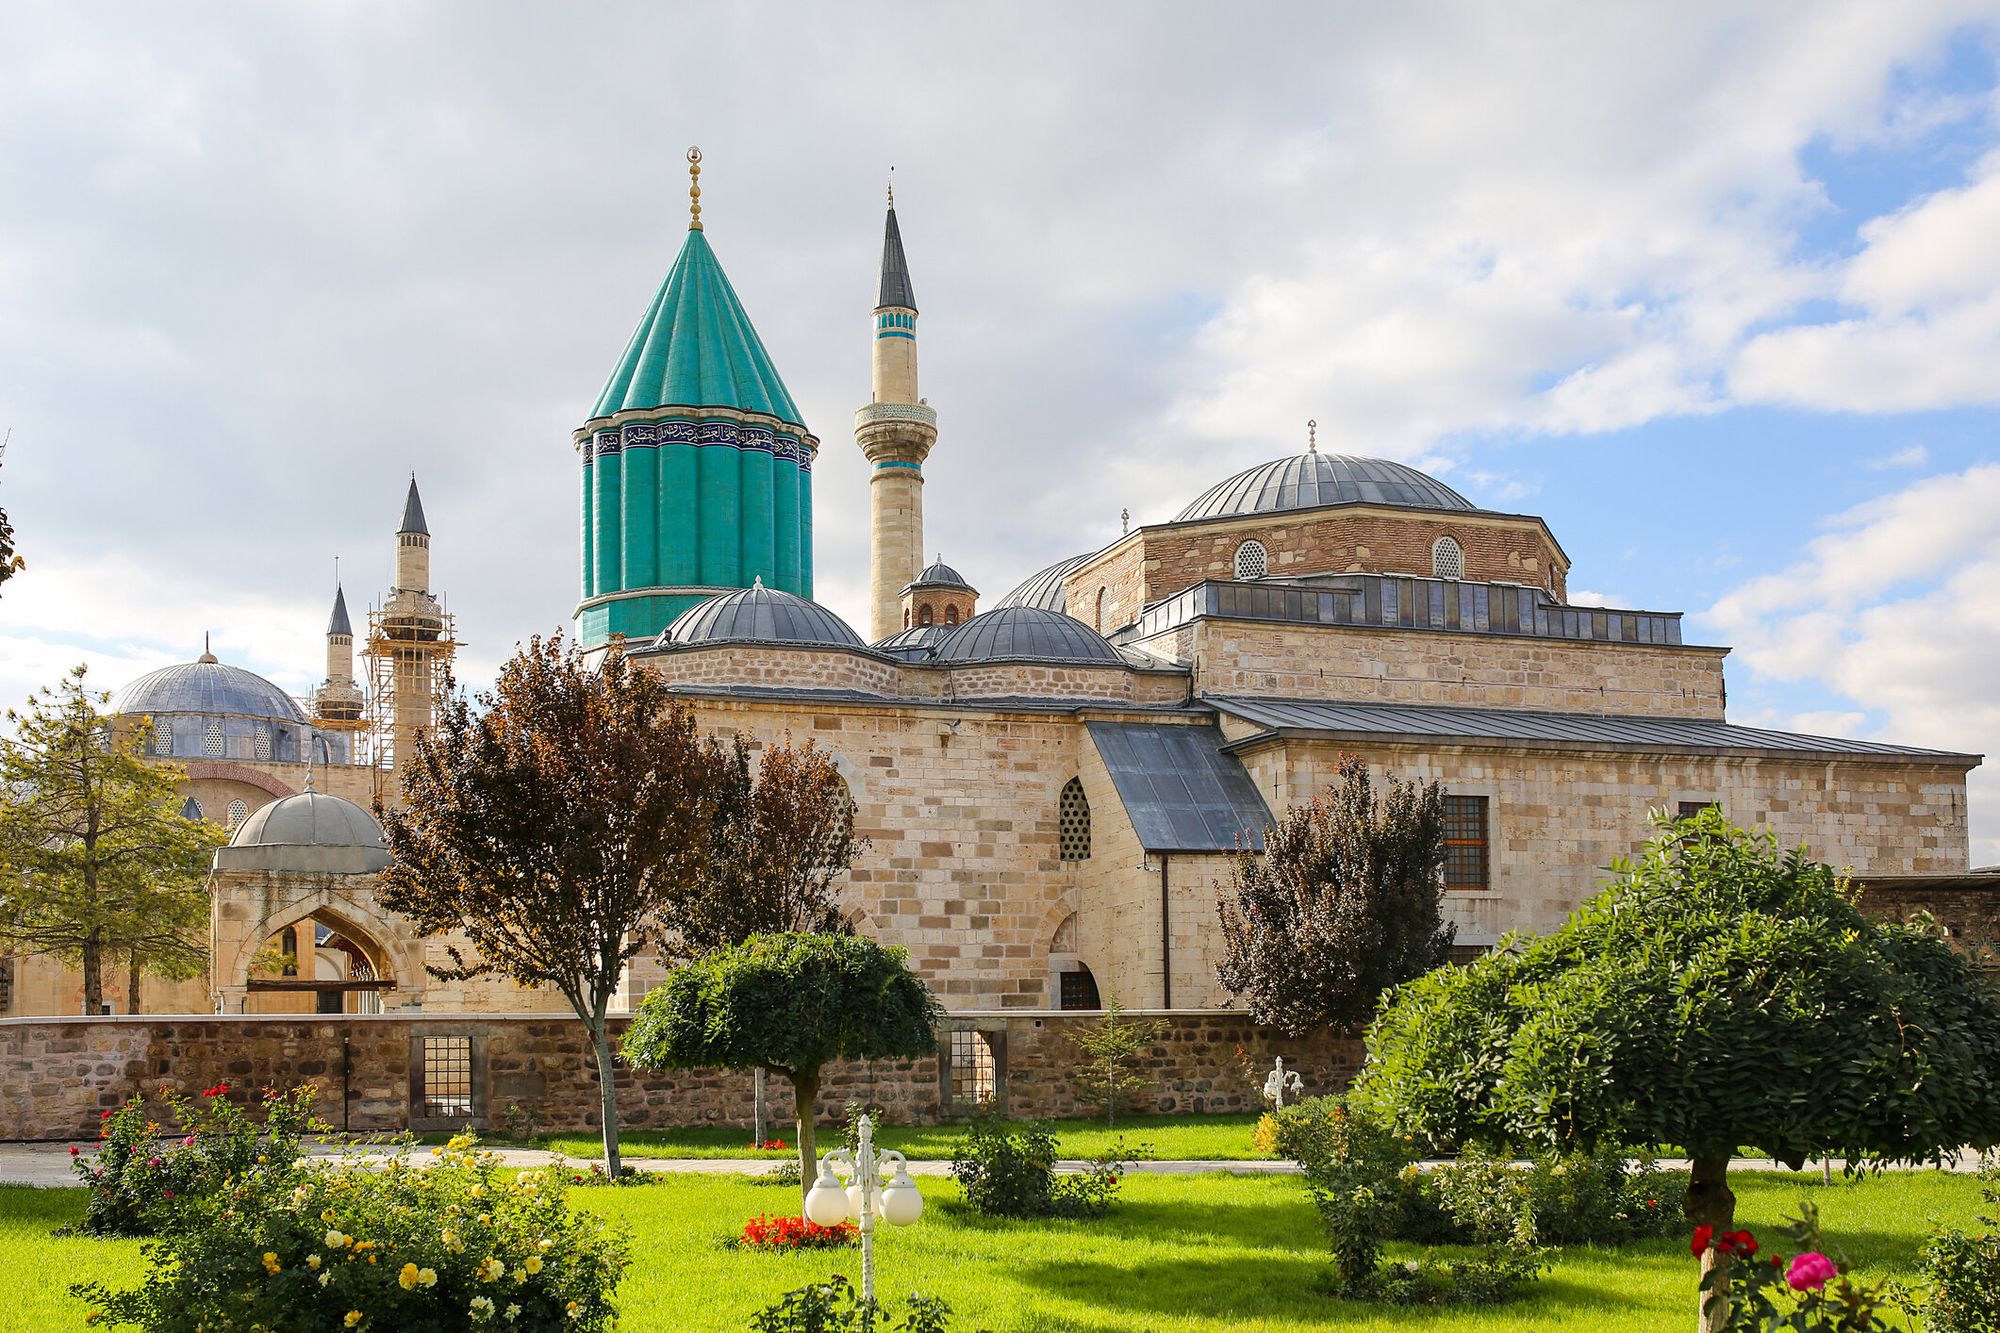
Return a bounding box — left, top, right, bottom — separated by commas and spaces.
1691, 1225, 1714, 1256
68, 1146, 80, 1157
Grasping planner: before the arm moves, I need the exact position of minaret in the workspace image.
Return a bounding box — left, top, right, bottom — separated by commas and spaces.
854, 180, 938, 642
311, 582, 365, 727
365, 476, 456, 785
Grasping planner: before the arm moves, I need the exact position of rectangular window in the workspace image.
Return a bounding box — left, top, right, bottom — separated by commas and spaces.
1677, 800, 1720, 821
1058, 970, 1101, 1011
418, 1036, 474, 1120
1442, 795, 1490, 890
947, 1029, 997, 1107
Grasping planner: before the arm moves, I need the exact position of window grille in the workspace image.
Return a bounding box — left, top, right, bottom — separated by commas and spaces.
1234, 540, 1268, 580
949, 1029, 996, 1106
227, 799, 250, 830
151, 719, 173, 755
185, 798, 204, 821
1442, 795, 1489, 889
1059, 969, 1101, 1011
1677, 800, 1720, 821
204, 720, 225, 757
1432, 535, 1464, 580
254, 726, 272, 760
419, 1036, 475, 1119
1058, 778, 1091, 861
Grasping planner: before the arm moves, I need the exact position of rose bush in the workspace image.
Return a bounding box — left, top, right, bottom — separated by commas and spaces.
72, 1134, 629, 1332
1697, 1204, 1907, 1333
69, 1084, 325, 1237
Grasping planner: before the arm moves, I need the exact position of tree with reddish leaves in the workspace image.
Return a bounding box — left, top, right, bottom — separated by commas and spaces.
1215, 754, 1455, 1038
377, 634, 733, 1175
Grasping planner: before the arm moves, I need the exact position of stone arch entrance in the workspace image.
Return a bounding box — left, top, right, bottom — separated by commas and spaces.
215, 885, 424, 1015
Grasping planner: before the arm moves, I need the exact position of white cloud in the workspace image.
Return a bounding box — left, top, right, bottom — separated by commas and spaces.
1867, 444, 1931, 469
1704, 464, 2000, 863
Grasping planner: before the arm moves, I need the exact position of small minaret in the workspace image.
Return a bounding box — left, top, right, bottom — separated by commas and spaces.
311, 582, 365, 726
854, 179, 939, 642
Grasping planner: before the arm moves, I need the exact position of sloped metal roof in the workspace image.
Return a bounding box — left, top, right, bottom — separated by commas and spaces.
1086, 721, 1271, 852
934, 605, 1123, 664
398, 478, 429, 535
1209, 696, 1981, 763
1176, 453, 1475, 522
663, 582, 864, 650
878, 206, 917, 312
327, 585, 353, 637
994, 551, 1096, 615
902, 559, 974, 594
109, 659, 309, 723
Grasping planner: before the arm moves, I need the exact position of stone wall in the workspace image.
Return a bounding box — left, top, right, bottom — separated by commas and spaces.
1065, 507, 1569, 628
0, 1011, 1363, 1142
1188, 621, 1729, 717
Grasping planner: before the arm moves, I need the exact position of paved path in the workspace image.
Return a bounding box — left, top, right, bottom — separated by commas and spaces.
1, 1143, 1986, 1191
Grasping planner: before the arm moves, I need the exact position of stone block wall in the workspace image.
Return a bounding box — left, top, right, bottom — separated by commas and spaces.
0, 1011, 1363, 1142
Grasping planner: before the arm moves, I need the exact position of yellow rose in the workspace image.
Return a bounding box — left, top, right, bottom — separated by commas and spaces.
344, 1314, 362, 1328
307, 1255, 322, 1271
476, 1256, 506, 1282
260, 1252, 281, 1275
523, 1256, 543, 1275
399, 1262, 421, 1290
418, 1267, 438, 1288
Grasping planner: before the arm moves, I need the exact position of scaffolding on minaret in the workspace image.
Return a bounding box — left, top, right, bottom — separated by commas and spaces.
361, 598, 457, 806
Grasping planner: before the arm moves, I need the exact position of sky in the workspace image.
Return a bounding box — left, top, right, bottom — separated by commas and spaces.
3, 3, 2000, 861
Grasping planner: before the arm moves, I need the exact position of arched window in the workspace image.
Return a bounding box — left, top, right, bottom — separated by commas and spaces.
1094, 587, 1107, 632
1058, 778, 1091, 861
253, 726, 272, 761
151, 719, 173, 756
918, 604, 933, 626
1234, 540, 1268, 580
226, 799, 250, 830
943, 604, 960, 626
1432, 535, 1464, 580
204, 720, 225, 757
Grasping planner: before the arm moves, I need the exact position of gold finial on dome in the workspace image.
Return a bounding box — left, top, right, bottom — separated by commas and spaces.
687, 146, 703, 231
1307, 419, 1318, 454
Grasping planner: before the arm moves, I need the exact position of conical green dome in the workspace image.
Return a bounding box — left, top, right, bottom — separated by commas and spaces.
590, 229, 804, 425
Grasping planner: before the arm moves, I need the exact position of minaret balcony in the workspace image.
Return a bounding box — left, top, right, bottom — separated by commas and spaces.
854, 401, 936, 432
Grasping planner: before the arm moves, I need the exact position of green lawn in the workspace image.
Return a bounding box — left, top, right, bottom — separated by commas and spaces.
518, 1112, 1266, 1162
7, 1168, 1981, 1331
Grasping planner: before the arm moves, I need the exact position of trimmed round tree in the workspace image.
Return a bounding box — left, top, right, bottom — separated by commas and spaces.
622, 932, 942, 1205
1352, 808, 2000, 1333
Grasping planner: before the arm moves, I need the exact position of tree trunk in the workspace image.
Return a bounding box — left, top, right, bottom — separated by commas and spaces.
793, 1069, 821, 1216
127, 950, 142, 1015
587, 1020, 622, 1177
753, 1065, 767, 1144
1685, 1154, 1736, 1333
80, 927, 103, 1015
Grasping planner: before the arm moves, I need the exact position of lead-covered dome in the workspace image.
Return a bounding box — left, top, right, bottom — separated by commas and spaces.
109, 656, 307, 724
933, 605, 1123, 664
661, 582, 865, 650
872, 624, 947, 661
1175, 453, 1474, 522
901, 559, 975, 594
994, 552, 1095, 616
214, 790, 389, 874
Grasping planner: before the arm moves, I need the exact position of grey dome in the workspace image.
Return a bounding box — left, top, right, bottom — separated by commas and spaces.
995, 552, 1095, 616
902, 559, 975, 594
873, 624, 948, 661
1175, 453, 1474, 522
934, 605, 1123, 665
109, 658, 307, 724
663, 582, 865, 650
215, 791, 389, 874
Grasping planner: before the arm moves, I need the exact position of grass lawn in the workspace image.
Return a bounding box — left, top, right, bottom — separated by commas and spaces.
5, 1167, 1981, 1331
513, 1112, 1266, 1162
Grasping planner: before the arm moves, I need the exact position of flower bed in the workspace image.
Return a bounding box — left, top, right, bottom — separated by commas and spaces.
736, 1213, 856, 1251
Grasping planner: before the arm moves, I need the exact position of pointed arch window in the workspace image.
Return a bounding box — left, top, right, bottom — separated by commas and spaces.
918, 604, 933, 626
1094, 588, 1108, 632
1058, 778, 1091, 861
1432, 536, 1464, 580
1234, 540, 1268, 580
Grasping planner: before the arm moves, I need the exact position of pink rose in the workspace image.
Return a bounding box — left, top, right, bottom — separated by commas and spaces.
1787, 1252, 1837, 1292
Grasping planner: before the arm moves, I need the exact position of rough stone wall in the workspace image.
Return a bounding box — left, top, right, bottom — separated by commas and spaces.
936, 663, 1186, 704
1065, 507, 1569, 623
0, 1011, 1364, 1141
1854, 881, 2000, 961
1180, 621, 1729, 718
1236, 740, 1973, 941
642, 646, 905, 696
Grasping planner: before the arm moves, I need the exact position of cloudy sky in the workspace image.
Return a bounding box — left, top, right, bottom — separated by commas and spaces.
4, 3, 2000, 860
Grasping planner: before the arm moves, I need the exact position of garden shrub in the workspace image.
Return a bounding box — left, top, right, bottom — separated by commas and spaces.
1912, 1164, 2000, 1333
751, 1276, 951, 1333
69, 1083, 325, 1237
948, 1116, 1141, 1220
1251, 1112, 1279, 1156
72, 1134, 629, 1332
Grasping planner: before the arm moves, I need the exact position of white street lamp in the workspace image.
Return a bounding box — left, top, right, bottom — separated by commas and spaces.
1262, 1055, 1304, 1110
801, 1113, 921, 1302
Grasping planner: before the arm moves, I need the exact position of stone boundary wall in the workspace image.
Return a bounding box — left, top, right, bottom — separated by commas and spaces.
0, 1010, 1361, 1143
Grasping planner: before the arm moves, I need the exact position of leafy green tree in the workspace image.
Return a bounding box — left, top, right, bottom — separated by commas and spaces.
378, 635, 733, 1175
0, 666, 222, 1014
671, 731, 865, 959
622, 932, 942, 1201
1352, 808, 2000, 1333
1215, 754, 1455, 1036
1070, 994, 1167, 1127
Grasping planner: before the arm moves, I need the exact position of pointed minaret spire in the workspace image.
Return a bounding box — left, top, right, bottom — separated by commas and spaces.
399, 475, 429, 536
327, 584, 353, 638
858, 180, 938, 641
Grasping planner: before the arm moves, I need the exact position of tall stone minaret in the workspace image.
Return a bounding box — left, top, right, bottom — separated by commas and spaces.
377, 476, 452, 776
854, 182, 938, 642
311, 582, 364, 727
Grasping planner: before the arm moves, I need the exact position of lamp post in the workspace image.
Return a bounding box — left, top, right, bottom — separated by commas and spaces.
803, 1113, 922, 1303
1262, 1055, 1303, 1110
